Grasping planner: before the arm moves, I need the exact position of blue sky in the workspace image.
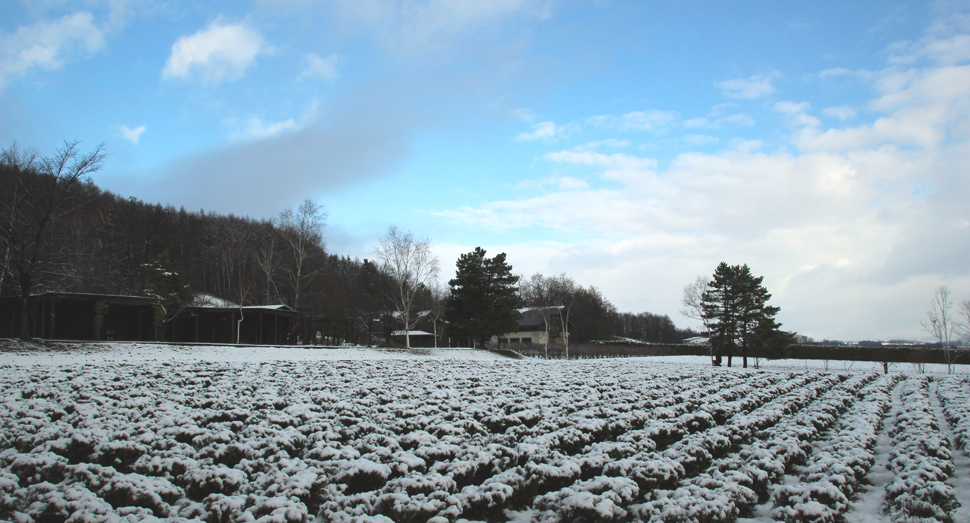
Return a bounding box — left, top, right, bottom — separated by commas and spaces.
3, 0, 970, 341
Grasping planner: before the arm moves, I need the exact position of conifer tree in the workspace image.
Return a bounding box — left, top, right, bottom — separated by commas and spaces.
701, 262, 788, 368
445, 247, 521, 347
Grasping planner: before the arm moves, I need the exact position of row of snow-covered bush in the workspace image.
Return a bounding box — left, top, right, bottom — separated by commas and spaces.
526, 373, 832, 523
0, 359, 929, 523
313, 370, 825, 522
772, 374, 901, 522
624, 373, 875, 523
936, 375, 970, 455
528, 372, 888, 523
883, 377, 957, 523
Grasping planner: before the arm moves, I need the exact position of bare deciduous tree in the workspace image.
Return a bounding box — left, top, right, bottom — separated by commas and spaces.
681, 275, 715, 364
375, 225, 439, 349
277, 199, 326, 310
547, 274, 577, 359
426, 282, 447, 348
921, 286, 958, 374
680, 275, 708, 323
520, 272, 578, 359
1, 140, 106, 338
254, 223, 283, 305
520, 273, 556, 358
960, 300, 970, 341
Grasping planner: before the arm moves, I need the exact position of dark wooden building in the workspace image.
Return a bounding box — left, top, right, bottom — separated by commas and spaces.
0, 292, 300, 345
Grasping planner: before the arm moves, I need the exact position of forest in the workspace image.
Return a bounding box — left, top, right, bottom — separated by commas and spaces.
0, 141, 697, 345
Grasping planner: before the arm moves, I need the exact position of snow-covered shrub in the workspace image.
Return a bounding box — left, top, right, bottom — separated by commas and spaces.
602, 455, 685, 491
97, 472, 183, 517
243, 495, 310, 523
92, 439, 149, 472
883, 377, 957, 523
3, 356, 948, 523
12, 481, 114, 523
184, 464, 247, 499
371, 490, 461, 523
455, 470, 525, 520
629, 482, 743, 523
523, 455, 583, 496
333, 458, 392, 494
3, 450, 68, 487
771, 375, 898, 523
936, 376, 970, 454
532, 476, 638, 523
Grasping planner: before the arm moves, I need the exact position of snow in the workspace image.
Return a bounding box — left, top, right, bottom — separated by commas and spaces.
0, 341, 512, 366
1, 342, 967, 522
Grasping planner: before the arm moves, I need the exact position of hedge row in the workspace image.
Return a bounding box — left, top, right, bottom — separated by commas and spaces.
515, 342, 970, 366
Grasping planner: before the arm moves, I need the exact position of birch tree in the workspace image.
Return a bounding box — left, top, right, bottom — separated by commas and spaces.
681, 275, 715, 364
277, 199, 326, 310
374, 225, 439, 349
426, 282, 447, 348
520, 273, 557, 358
522, 273, 577, 359
921, 286, 957, 374
547, 274, 577, 359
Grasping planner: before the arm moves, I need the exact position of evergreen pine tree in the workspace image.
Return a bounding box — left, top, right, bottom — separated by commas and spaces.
445, 248, 522, 347
701, 262, 790, 368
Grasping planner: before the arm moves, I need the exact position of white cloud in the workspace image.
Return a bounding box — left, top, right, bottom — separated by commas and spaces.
715, 70, 782, 99
823, 105, 857, 120
161, 22, 263, 85
226, 97, 320, 142
774, 101, 822, 128
439, 142, 936, 338
582, 139, 629, 149
230, 117, 298, 141
509, 108, 536, 121
619, 110, 677, 131
438, 21, 970, 339
299, 52, 339, 81
0, 12, 105, 88
584, 110, 678, 133
322, 0, 543, 54
516, 175, 589, 191
119, 124, 146, 145
790, 58, 970, 153
544, 150, 658, 186
544, 150, 656, 170
816, 67, 856, 81
683, 134, 718, 146
685, 113, 755, 130
684, 103, 754, 130
516, 121, 575, 141
730, 138, 763, 152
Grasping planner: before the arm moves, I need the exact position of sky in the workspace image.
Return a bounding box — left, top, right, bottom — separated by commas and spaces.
2, 0, 970, 342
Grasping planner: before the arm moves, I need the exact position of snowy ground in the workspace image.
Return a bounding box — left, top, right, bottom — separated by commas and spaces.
2, 341, 966, 376
1, 342, 969, 522
0, 341, 512, 366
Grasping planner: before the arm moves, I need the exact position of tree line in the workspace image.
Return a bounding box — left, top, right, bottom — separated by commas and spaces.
1, 141, 698, 346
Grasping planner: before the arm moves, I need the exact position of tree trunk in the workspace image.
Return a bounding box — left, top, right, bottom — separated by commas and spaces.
17, 270, 32, 340
236, 307, 244, 344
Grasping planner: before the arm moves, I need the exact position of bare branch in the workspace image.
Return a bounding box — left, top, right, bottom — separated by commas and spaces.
374, 225, 440, 349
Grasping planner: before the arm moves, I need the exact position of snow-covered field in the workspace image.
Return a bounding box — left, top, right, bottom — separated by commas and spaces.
1, 343, 969, 522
